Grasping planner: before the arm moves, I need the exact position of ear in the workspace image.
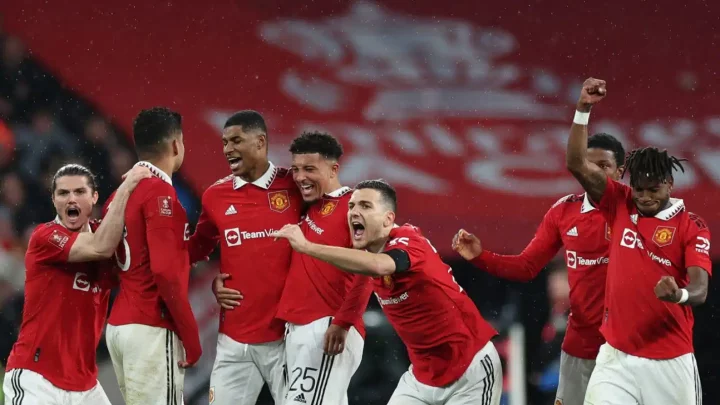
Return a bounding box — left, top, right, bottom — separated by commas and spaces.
92, 190, 99, 205
617, 166, 625, 177
257, 133, 267, 151
171, 139, 180, 157
384, 210, 396, 227
330, 162, 340, 178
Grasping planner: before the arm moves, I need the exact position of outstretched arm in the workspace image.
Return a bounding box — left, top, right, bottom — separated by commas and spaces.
566, 77, 609, 204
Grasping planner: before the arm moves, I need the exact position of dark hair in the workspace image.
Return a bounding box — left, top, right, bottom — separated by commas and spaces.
622, 147, 687, 187
224, 110, 267, 134
289, 131, 344, 160
51, 164, 97, 193
355, 179, 397, 211
588, 132, 626, 167
132, 107, 182, 158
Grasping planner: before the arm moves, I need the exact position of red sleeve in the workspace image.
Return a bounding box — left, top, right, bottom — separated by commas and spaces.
596, 177, 632, 223
384, 231, 429, 271
332, 274, 373, 330
471, 207, 563, 282
188, 192, 219, 264
685, 213, 712, 275
143, 191, 202, 363
30, 225, 80, 265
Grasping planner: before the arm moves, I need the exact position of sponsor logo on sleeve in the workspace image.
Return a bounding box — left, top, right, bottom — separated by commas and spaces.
48, 229, 70, 249
158, 196, 173, 217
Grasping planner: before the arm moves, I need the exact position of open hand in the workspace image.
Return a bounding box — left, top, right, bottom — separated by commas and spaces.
451, 229, 483, 261
213, 273, 243, 310
274, 224, 310, 253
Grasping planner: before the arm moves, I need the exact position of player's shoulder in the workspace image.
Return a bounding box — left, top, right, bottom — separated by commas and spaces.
136, 176, 175, 195
270, 167, 300, 192
204, 175, 235, 196
389, 223, 424, 240
685, 211, 709, 231
29, 221, 72, 248
550, 193, 584, 209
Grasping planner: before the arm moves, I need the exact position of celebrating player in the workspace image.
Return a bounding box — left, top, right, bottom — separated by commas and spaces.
452, 132, 626, 405
275, 180, 502, 405
566, 78, 710, 405
104, 107, 202, 405
3, 163, 150, 405
189, 110, 301, 405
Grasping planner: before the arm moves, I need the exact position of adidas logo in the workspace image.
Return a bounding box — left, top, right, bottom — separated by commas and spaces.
293, 393, 307, 403
225, 205, 237, 215
566, 227, 578, 237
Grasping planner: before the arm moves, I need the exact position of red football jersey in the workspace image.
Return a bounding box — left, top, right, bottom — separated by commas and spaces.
598, 178, 712, 359
189, 164, 302, 343
104, 162, 199, 354
7, 220, 112, 391
473, 193, 608, 359
378, 224, 498, 387
276, 187, 373, 336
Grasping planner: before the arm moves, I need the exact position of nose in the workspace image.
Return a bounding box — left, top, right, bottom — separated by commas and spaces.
223, 143, 233, 155
293, 171, 306, 183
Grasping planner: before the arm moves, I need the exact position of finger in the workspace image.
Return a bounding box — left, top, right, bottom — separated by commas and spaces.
218, 273, 231, 281
220, 303, 235, 310
217, 288, 243, 297
335, 341, 344, 355
178, 361, 191, 369
218, 293, 243, 301
323, 335, 330, 354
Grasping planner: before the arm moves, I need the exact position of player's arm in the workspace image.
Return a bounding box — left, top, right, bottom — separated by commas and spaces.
656, 218, 712, 306
566, 77, 608, 204
144, 193, 202, 367
454, 208, 562, 282
275, 224, 403, 276
68, 166, 151, 263
188, 193, 220, 264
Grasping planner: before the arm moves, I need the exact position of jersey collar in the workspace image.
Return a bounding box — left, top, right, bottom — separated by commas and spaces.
653, 198, 685, 221
324, 186, 352, 198
135, 161, 172, 185
233, 162, 277, 190
53, 216, 93, 233
580, 193, 596, 214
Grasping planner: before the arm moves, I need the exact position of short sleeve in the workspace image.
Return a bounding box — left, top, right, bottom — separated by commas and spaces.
596, 177, 632, 223
384, 232, 427, 272
143, 186, 177, 232
29, 225, 80, 265
685, 213, 712, 275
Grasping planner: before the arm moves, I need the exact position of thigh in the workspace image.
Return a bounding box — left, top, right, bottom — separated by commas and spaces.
105, 325, 126, 395
635, 353, 701, 405
254, 339, 287, 404
210, 334, 265, 405
73, 381, 112, 405
386, 371, 432, 405
283, 319, 363, 405
556, 351, 596, 405
3, 369, 63, 405
113, 324, 185, 405
583, 345, 639, 405
446, 342, 504, 405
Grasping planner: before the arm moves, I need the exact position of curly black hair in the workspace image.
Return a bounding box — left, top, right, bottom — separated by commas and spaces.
289, 131, 344, 160
132, 107, 182, 158
622, 147, 687, 187
588, 132, 625, 167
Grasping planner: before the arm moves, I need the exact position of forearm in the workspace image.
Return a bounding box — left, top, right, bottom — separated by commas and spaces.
333, 275, 373, 329
154, 273, 199, 337
94, 186, 132, 255
304, 243, 393, 276
471, 250, 545, 282
682, 267, 709, 306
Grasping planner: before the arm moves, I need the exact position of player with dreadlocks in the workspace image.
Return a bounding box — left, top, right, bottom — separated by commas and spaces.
566, 78, 710, 405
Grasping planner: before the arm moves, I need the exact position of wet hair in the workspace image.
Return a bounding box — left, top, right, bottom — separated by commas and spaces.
622, 147, 686, 187
224, 110, 267, 134
588, 133, 625, 167
355, 179, 397, 212
51, 164, 97, 193
289, 131, 343, 160
132, 107, 182, 158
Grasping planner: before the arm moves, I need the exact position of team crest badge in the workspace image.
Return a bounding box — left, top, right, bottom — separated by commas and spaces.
605, 222, 612, 241
209, 386, 215, 404
320, 200, 338, 216
382, 275, 394, 289
652, 226, 676, 247
268, 191, 290, 213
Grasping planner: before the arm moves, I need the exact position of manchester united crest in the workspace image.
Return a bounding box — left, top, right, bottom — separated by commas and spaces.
605, 222, 612, 241
652, 226, 676, 247
268, 191, 290, 213
320, 200, 338, 216
382, 275, 394, 289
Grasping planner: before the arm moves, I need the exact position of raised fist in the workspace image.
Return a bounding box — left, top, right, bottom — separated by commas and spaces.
654, 275, 681, 303
577, 77, 607, 112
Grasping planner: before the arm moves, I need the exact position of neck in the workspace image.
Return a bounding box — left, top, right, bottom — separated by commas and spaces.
323, 179, 343, 195
239, 160, 270, 183
142, 157, 174, 178
368, 227, 393, 253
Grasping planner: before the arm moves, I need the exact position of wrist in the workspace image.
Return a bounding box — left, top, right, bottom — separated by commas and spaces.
575, 102, 592, 113
301, 241, 317, 255
573, 110, 590, 125
676, 288, 689, 304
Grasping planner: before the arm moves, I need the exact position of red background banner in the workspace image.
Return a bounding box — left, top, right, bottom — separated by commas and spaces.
4, 0, 719, 257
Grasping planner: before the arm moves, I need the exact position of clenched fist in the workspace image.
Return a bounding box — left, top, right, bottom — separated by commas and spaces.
451, 229, 483, 261
654, 275, 682, 303
577, 77, 607, 112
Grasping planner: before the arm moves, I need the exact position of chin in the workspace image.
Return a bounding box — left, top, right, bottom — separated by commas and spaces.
352, 240, 368, 250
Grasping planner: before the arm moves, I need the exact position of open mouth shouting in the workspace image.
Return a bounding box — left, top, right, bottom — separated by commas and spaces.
227, 156, 243, 173
66, 206, 81, 226
299, 182, 316, 199
350, 220, 365, 240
